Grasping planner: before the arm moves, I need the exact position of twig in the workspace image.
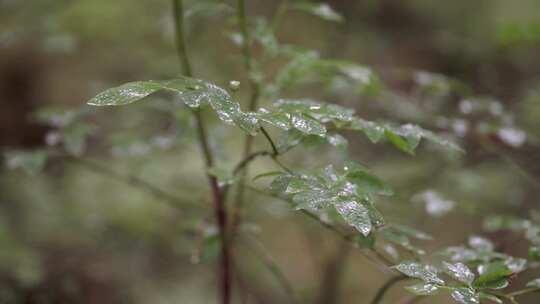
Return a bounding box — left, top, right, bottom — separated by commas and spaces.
241, 233, 300, 304
244, 185, 397, 272
370, 275, 409, 304
261, 127, 279, 156
231, 0, 264, 234
316, 241, 351, 304
270, 0, 290, 30
172, 1, 232, 303
66, 156, 201, 212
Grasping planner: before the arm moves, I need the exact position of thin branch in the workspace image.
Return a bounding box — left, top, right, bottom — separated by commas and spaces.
506, 287, 540, 298
270, 0, 290, 30
316, 241, 351, 304
66, 156, 202, 212
232, 0, 263, 233
172, 0, 192, 77
244, 185, 397, 273
370, 275, 409, 304
172, 1, 232, 303
261, 127, 279, 156
233, 150, 272, 175
241, 233, 300, 304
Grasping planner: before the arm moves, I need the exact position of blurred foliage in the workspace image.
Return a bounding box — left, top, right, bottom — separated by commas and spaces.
1, 0, 540, 303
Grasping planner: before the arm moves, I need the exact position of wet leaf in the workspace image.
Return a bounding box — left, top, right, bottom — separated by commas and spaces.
451, 287, 480, 304
405, 283, 440, 295
87, 81, 166, 106
443, 262, 475, 285
394, 261, 445, 285
392, 224, 433, 240
253, 171, 284, 181
87, 78, 259, 134
473, 262, 512, 289
469, 236, 494, 252
346, 170, 393, 196
291, 114, 326, 136
334, 199, 372, 236
292, 190, 335, 210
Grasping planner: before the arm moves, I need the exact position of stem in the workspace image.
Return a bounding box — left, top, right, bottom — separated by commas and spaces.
172, 0, 192, 77
231, 0, 262, 232
316, 242, 351, 304
66, 155, 201, 212
270, 0, 290, 30
507, 287, 540, 297
370, 276, 409, 304
172, 1, 232, 303
242, 233, 299, 304
261, 127, 279, 155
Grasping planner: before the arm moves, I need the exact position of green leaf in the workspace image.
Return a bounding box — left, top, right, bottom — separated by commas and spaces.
87, 80, 166, 106
354, 233, 376, 249
529, 246, 540, 260
285, 175, 323, 194
443, 262, 475, 285
4, 150, 48, 175
347, 118, 385, 143
526, 278, 540, 288
391, 224, 433, 240
381, 228, 425, 256
438, 246, 479, 263
345, 170, 393, 196
504, 257, 527, 273
276, 129, 306, 153
326, 133, 348, 150
291, 113, 326, 136
334, 199, 372, 236
257, 108, 291, 130
360, 197, 385, 227
270, 174, 293, 194
385, 129, 415, 154
291, 3, 344, 22
274, 52, 377, 93
473, 262, 512, 289
292, 190, 335, 210
451, 287, 480, 304
87, 78, 259, 135
405, 283, 440, 296
468, 236, 494, 252
253, 171, 284, 181
394, 261, 445, 285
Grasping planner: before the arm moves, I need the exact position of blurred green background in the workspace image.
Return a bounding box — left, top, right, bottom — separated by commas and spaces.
1, 0, 539, 303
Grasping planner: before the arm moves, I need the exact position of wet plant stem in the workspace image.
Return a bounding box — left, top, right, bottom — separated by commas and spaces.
370, 275, 409, 304
231, 0, 263, 233
172, 1, 231, 303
